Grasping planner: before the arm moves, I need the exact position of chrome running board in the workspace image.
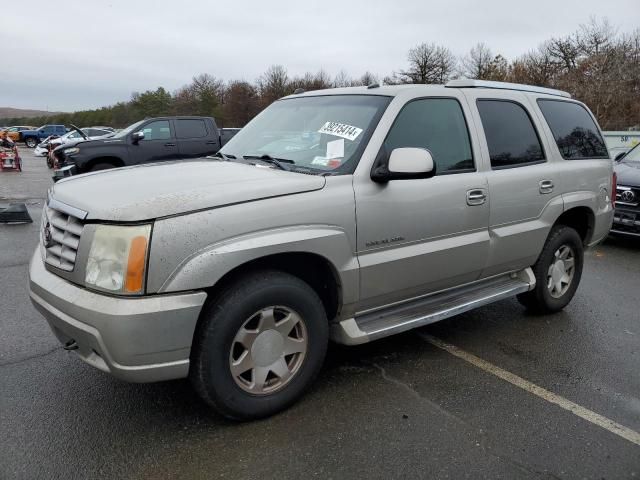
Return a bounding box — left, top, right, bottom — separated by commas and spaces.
332, 268, 535, 345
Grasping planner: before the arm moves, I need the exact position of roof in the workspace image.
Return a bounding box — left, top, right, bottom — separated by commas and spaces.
286, 80, 571, 99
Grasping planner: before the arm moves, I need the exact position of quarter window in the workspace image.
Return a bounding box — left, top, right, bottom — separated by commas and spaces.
141, 120, 171, 140
175, 119, 208, 139
477, 100, 545, 168
537, 99, 608, 159
384, 98, 474, 174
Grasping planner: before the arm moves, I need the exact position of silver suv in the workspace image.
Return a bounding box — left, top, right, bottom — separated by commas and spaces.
29, 80, 614, 419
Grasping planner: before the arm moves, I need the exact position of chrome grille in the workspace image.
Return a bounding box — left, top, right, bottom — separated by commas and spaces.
42, 204, 84, 271
615, 185, 640, 209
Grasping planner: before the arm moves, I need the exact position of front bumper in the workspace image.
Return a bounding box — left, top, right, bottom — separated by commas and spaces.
52, 164, 77, 182
29, 251, 207, 382
611, 206, 640, 237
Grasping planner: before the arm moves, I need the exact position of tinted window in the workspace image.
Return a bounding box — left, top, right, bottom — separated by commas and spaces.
537, 100, 608, 159
141, 120, 171, 140
477, 100, 545, 168
384, 98, 474, 174
176, 119, 208, 139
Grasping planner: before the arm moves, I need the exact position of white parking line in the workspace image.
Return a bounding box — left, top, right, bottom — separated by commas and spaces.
419, 333, 640, 447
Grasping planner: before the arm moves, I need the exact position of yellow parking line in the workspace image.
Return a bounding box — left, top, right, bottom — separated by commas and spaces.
419, 333, 640, 447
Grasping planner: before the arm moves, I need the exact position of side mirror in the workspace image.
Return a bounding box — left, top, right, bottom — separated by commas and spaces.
132, 131, 145, 143
614, 151, 626, 162
371, 147, 436, 182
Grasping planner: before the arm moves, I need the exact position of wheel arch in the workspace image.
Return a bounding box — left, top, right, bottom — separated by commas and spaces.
553, 206, 595, 246
201, 252, 343, 323
85, 156, 125, 171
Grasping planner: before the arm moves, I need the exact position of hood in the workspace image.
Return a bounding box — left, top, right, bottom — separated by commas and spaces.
50, 160, 326, 221
614, 161, 640, 187
53, 138, 112, 151
70, 124, 89, 140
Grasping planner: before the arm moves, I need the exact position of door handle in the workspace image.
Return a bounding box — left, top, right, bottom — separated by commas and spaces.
466, 189, 487, 206
539, 180, 554, 194
164, 142, 176, 147
206, 141, 218, 145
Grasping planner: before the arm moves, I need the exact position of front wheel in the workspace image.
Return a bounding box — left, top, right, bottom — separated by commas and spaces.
517, 225, 584, 313
25, 137, 37, 148
190, 270, 329, 420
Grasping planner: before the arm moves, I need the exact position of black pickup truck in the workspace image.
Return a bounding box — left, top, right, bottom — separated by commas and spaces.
53, 116, 240, 180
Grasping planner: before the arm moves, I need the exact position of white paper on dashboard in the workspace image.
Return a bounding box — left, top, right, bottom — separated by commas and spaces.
326, 139, 345, 158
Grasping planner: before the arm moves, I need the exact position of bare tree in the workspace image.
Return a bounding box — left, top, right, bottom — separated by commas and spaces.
351, 71, 379, 86
546, 36, 581, 71
258, 65, 289, 106
399, 43, 456, 84
222, 80, 260, 127
578, 16, 616, 55
332, 70, 351, 88
461, 42, 494, 79
508, 45, 559, 86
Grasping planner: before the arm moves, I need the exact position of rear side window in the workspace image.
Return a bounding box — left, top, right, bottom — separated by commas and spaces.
477, 100, 545, 168
537, 100, 608, 159
384, 98, 474, 174
176, 119, 208, 139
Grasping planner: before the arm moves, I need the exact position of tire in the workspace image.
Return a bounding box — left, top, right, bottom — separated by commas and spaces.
25, 137, 37, 148
517, 225, 584, 313
190, 270, 329, 420
88, 162, 115, 172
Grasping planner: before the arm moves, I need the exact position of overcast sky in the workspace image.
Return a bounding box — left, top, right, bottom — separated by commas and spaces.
2, 0, 639, 112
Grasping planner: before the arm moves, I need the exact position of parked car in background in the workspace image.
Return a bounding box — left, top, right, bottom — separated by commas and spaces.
22, 125, 66, 148
52, 116, 240, 179
30, 81, 614, 419
35, 127, 115, 157
612, 143, 640, 237
0, 125, 37, 142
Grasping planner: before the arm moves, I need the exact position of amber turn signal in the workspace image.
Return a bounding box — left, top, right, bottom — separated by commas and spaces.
125, 236, 148, 293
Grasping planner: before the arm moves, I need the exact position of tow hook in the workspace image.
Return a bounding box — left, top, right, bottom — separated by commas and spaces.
63, 339, 79, 351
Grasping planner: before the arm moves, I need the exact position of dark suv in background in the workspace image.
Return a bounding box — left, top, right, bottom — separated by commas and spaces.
613, 143, 640, 237
52, 116, 240, 180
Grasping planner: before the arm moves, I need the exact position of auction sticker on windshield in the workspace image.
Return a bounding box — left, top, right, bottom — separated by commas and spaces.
318, 122, 363, 141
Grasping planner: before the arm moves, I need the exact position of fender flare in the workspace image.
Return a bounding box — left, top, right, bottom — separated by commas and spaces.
158, 225, 359, 307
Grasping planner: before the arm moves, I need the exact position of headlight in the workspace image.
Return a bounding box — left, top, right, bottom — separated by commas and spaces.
85, 224, 151, 294
64, 147, 79, 155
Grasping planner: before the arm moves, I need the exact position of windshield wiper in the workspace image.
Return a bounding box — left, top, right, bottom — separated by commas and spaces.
242, 154, 295, 171
212, 151, 236, 160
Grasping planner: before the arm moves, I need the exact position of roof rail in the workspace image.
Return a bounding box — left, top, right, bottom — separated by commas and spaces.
445, 79, 571, 98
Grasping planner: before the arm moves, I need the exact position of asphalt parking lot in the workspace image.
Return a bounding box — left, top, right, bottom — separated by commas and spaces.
1, 149, 639, 479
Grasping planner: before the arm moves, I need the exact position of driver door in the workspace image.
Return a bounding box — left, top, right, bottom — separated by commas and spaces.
354, 96, 490, 311
130, 119, 180, 164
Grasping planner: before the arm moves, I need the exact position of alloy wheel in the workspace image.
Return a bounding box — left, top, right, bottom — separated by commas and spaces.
546, 245, 575, 298
229, 306, 308, 395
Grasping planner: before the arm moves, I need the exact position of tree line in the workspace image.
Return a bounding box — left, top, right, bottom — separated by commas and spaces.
3, 18, 638, 131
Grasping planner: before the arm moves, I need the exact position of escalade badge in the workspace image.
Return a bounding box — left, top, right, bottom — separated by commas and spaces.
43, 222, 53, 248
621, 190, 636, 202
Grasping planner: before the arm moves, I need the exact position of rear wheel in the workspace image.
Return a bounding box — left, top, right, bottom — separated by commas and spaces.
25, 137, 37, 148
190, 270, 328, 420
517, 225, 584, 313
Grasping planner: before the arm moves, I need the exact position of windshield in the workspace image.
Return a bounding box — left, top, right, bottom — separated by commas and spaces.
621, 144, 640, 164
220, 95, 391, 174
111, 119, 146, 139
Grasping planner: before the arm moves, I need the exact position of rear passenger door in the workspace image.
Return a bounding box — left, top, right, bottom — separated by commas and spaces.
130, 119, 180, 164
354, 96, 490, 311
176, 118, 219, 158
465, 92, 563, 277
